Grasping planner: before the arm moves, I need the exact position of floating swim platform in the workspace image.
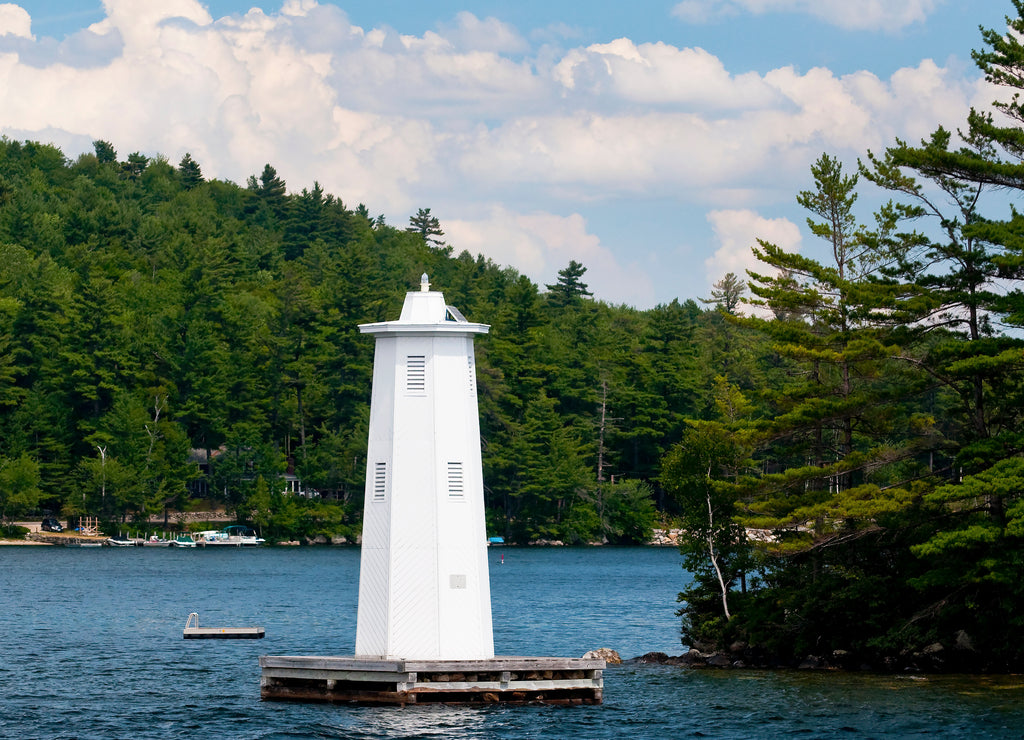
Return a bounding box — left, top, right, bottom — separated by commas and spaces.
183, 612, 264, 640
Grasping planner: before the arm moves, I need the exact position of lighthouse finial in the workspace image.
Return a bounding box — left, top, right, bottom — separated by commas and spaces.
421, 273, 430, 292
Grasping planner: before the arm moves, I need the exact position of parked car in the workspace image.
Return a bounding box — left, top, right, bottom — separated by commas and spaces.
41, 517, 63, 532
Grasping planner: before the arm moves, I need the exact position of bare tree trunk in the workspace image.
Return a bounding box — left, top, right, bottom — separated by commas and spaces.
596, 380, 607, 482
705, 485, 731, 621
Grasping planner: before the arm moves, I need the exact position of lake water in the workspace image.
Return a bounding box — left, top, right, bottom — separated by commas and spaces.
2, 545, 1023, 739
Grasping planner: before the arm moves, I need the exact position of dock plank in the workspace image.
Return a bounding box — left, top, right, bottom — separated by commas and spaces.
259, 654, 604, 705
184, 627, 265, 639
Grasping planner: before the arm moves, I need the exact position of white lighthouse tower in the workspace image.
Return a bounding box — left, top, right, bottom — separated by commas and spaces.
354, 274, 494, 660
259, 275, 604, 704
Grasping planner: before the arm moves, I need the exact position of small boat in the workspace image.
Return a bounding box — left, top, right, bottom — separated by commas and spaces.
143, 535, 171, 547
171, 534, 196, 548
223, 525, 265, 546
195, 529, 229, 546
106, 535, 136, 547
196, 526, 264, 547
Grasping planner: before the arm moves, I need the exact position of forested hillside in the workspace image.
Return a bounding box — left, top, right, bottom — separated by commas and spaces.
0, 137, 745, 544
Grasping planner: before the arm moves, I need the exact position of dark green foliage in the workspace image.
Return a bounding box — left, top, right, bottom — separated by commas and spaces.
0, 454, 42, 524
93, 140, 116, 165
120, 152, 149, 182
663, 420, 752, 621
671, 3, 1024, 671
701, 272, 746, 314
406, 207, 445, 249
0, 139, 681, 545
545, 259, 593, 308
177, 153, 203, 190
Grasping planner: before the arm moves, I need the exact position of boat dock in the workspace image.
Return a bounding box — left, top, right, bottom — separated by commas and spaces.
259, 655, 604, 705
183, 612, 264, 639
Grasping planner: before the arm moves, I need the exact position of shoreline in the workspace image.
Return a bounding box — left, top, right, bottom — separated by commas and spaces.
0, 538, 681, 547
0, 539, 51, 545
628, 645, 1020, 675
2, 525, 686, 548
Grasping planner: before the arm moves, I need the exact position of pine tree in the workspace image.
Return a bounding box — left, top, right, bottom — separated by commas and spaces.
545, 260, 593, 308
178, 152, 203, 189
701, 272, 746, 314
406, 207, 445, 248
119, 152, 149, 181
93, 139, 117, 165
743, 154, 921, 547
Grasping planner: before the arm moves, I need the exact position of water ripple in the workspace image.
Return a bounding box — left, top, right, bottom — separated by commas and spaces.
2, 548, 1023, 738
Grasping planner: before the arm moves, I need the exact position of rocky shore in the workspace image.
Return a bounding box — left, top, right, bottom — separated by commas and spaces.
528, 528, 684, 546
648, 528, 683, 546
627, 629, 994, 673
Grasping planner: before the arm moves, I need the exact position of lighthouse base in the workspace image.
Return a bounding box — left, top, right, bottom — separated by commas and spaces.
259, 655, 604, 705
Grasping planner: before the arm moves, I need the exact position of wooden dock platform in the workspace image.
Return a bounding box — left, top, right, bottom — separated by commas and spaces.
185, 626, 265, 639
259, 655, 604, 705
183, 612, 264, 639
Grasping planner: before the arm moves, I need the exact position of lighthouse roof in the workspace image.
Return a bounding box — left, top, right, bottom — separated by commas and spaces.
359, 275, 489, 336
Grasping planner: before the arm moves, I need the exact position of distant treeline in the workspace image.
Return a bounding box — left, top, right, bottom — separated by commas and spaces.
0, 137, 710, 545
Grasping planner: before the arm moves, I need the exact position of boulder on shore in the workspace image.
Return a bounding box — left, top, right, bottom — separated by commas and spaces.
648, 528, 683, 546
583, 648, 621, 664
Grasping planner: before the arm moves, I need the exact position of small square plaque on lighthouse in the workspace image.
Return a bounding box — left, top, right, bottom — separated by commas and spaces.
260, 276, 604, 705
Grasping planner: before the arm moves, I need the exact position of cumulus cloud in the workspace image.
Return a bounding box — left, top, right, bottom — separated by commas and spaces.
552, 38, 778, 109
445, 206, 655, 306
0, 4, 31, 39
704, 209, 801, 299
671, 0, 939, 31
0, 0, 991, 306
455, 57, 979, 200
435, 12, 528, 54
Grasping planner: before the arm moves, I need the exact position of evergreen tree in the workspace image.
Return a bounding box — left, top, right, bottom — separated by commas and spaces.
178, 152, 203, 189
545, 259, 593, 308
93, 139, 117, 165
119, 152, 149, 181
0, 454, 41, 529
701, 272, 746, 314
247, 163, 288, 225
844, 3, 1024, 664
732, 153, 930, 591
406, 207, 445, 248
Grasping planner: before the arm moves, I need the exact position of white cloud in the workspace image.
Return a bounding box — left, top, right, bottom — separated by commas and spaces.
671, 0, 939, 31
0, 4, 31, 39
436, 12, 528, 54
445, 206, 655, 306
454, 56, 981, 200
553, 38, 778, 109
704, 209, 801, 296
0, 2, 981, 205
0, 1, 992, 307
88, 0, 212, 52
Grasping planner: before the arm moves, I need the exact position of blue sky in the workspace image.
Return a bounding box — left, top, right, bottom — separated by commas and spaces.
0, 1, 1016, 308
